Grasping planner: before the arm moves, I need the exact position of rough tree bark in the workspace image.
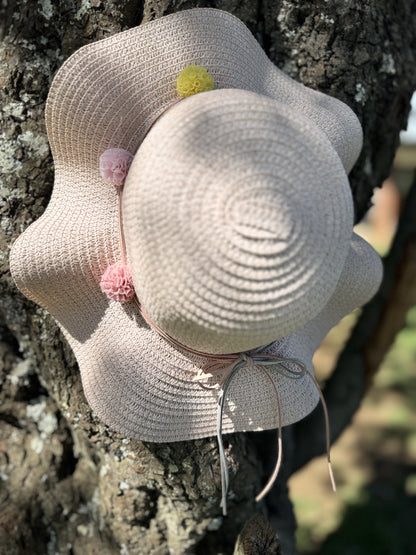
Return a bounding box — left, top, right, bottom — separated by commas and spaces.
1, 1, 415, 554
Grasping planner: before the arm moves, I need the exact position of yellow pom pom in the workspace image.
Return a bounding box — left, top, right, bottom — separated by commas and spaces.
176, 65, 214, 98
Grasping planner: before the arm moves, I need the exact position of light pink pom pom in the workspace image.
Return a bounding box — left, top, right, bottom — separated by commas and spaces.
100, 263, 135, 303
99, 148, 134, 188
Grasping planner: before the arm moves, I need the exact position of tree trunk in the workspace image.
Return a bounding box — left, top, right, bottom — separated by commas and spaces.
1, 1, 415, 554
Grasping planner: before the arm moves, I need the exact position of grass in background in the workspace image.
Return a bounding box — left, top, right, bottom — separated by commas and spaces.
291, 306, 416, 554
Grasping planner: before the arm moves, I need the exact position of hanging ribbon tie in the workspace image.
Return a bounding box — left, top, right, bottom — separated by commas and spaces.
193, 351, 336, 515
207, 353, 307, 515
137, 302, 336, 516
103, 154, 336, 516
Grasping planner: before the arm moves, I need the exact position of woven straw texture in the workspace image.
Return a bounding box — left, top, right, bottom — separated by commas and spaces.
124, 88, 354, 353
9, 9, 378, 441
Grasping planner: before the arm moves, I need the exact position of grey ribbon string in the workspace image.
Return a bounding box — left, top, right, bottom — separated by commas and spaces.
131, 294, 336, 514
114, 141, 335, 517
217, 354, 307, 516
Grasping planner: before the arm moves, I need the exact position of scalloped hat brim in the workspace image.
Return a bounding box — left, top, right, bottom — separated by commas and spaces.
9, 9, 376, 441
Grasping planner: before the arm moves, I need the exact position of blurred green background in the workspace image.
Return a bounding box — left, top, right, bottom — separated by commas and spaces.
291, 306, 416, 554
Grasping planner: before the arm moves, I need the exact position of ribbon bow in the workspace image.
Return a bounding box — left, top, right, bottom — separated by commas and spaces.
194, 351, 336, 515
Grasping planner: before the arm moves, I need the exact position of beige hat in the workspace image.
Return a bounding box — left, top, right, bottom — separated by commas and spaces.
123, 87, 355, 354
9, 9, 378, 447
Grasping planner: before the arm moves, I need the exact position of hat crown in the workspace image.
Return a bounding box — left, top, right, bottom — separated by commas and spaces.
123, 89, 354, 354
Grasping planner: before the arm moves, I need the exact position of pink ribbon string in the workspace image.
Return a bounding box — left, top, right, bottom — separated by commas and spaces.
209, 352, 336, 515
116, 171, 336, 516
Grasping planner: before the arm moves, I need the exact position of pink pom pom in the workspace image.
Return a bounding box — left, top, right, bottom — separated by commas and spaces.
99, 148, 134, 188
100, 263, 135, 303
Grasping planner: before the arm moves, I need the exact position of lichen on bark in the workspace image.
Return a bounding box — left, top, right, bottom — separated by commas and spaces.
1, 1, 415, 554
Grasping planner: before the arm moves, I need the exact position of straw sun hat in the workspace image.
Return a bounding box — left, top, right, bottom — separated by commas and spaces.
10, 8, 382, 502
